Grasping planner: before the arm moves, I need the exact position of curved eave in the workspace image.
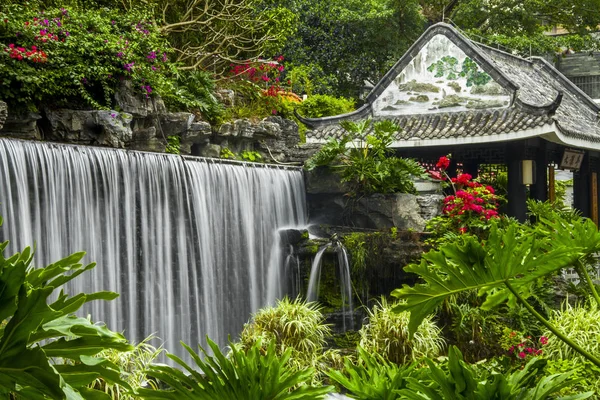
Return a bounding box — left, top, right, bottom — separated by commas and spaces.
306, 122, 600, 152
294, 103, 373, 129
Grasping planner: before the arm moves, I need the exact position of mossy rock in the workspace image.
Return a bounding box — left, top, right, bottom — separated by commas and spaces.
470, 81, 507, 95
394, 100, 409, 105
409, 95, 429, 102
465, 99, 507, 109
397, 79, 440, 93
447, 81, 462, 93
438, 94, 467, 108
381, 105, 398, 111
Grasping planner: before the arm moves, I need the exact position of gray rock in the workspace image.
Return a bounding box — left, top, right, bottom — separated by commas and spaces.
218, 122, 235, 137
409, 95, 429, 102
438, 94, 466, 108
115, 80, 166, 117
0, 111, 41, 140
234, 119, 254, 138
305, 168, 350, 194
215, 89, 235, 107
158, 112, 195, 137
397, 79, 440, 93
255, 120, 281, 138
358, 193, 427, 231
45, 109, 133, 147
417, 194, 445, 220
185, 122, 212, 140
199, 143, 221, 158
0, 101, 7, 131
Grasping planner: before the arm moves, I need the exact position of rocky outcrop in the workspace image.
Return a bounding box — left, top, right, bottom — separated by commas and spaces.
0, 101, 7, 131
0, 85, 305, 164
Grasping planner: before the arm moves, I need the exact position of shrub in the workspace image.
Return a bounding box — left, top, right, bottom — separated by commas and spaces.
238, 297, 334, 383
0, 4, 179, 111
304, 119, 427, 196
295, 94, 355, 118
359, 298, 445, 364
138, 338, 333, 399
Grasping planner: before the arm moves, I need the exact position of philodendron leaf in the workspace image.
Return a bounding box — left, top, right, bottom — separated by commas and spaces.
393, 220, 585, 336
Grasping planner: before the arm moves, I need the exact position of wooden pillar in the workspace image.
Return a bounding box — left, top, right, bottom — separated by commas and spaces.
573, 152, 590, 218
507, 142, 527, 222
591, 172, 598, 225
548, 166, 556, 203
530, 142, 547, 202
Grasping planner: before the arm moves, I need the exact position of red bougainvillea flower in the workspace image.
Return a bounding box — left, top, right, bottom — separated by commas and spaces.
428, 170, 445, 181
458, 227, 467, 234
436, 155, 451, 170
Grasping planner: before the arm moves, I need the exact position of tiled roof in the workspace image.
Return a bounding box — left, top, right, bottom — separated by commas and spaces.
302, 23, 600, 149
308, 108, 554, 142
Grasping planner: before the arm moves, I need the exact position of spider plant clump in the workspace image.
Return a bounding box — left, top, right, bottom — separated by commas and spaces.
238, 297, 335, 382
543, 303, 600, 363
359, 298, 445, 364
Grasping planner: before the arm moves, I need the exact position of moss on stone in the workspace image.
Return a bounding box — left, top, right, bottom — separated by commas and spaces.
397, 79, 440, 93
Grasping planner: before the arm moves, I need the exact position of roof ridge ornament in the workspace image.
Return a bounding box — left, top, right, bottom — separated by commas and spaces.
513, 90, 563, 116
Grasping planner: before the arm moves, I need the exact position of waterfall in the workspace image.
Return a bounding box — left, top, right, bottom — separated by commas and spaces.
0, 138, 307, 359
306, 241, 354, 331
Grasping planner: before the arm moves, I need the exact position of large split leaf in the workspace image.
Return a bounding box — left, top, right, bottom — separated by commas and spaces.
392, 219, 587, 336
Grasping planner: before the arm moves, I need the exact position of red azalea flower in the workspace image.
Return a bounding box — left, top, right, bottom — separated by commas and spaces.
428, 170, 444, 181
436, 156, 451, 170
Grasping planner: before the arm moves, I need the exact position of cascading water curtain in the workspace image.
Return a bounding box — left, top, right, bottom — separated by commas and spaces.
0, 138, 307, 359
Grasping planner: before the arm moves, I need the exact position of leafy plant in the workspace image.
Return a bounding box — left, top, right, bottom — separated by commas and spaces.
240, 150, 264, 162
238, 297, 334, 383
0, 215, 134, 398
296, 94, 355, 118
220, 147, 237, 159
327, 346, 416, 400
399, 346, 593, 399
138, 338, 333, 399
165, 135, 180, 154
88, 336, 162, 399
359, 298, 445, 365
305, 119, 427, 196
392, 209, 600, 368
426, 56, 491, 86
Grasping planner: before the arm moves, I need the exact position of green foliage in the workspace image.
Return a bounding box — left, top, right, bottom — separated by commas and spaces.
88, 336, 162, 399
0, 4, 175, 112
220, 147, 237, 160
545, 358, 600, 397
138, 338, 333, 399
165, 136, 180, 154
0, 216, 134, 399
327, 346, 416, 400
305, 119, 427, 196
359, 298, 445, 365
159, 69, 224, 121
304, 135, 351, 171
398, 346, 592, 399
238, 297, 335, 384
543, 304, 600, 364
240, 150, 264, 163
273, 0, 426, 96
296, 94, 355, 118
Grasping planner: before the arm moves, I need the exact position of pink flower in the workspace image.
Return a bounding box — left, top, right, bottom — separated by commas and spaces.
518, 352, 526, 359
540, 336, 548, 345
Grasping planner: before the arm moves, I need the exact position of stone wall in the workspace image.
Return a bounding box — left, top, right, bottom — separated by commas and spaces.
0, 84, 313, 164
305, 168, 444, 231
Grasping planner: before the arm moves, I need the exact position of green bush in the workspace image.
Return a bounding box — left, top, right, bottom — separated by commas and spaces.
0, 215, 134, 398
359, 298, 445, 365
238, 297, 335, 383
0, 4, 177, 112
138, 338, 333, 400
296, 94, 355, 118
304, 119, 428, 196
